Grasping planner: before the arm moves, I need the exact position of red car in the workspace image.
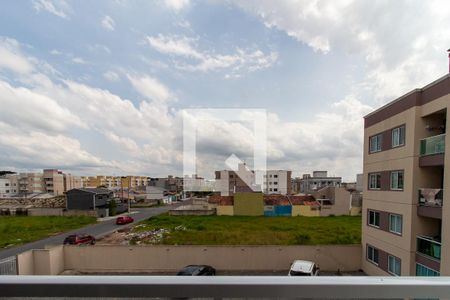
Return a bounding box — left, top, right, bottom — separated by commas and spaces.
63, 234, 96, 245
116, 215, 134, 225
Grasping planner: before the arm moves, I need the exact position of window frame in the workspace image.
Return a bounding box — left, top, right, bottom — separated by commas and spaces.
389, 213, 402, 235
388, 255, 401, 276
368, 173, 381, 190
369, 134, 382, 153
391, 125, 405, 148
368, 210, 380, 228
390, 171, 404, 191
367, 245, 379, 265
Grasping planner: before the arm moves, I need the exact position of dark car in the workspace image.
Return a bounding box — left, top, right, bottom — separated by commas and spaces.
63, 234, 96, 245
177, 265, 216, 276
116, 215, 134, 225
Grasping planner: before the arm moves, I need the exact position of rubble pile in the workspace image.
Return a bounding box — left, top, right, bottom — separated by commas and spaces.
0, 196, 65, 208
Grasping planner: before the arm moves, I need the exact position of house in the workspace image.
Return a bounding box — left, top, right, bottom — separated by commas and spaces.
233, 192, 264, 216
66, 188, 113, 217
289, 195, 320, 217
208, 195, 234, 215
311, 186, 362, 216
263, 194, 292, 216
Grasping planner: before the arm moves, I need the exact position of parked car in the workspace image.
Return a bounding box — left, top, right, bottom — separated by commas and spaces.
63, 234, 96, 245
116, 215, 134, 225
288, 260, 319, 276
177, 265, 216, 276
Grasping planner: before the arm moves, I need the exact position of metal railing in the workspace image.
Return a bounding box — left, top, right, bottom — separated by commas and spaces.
417, 235, 441, 261
419, 188, 443, 207
1, 276, 450, 298
0, 256, 17, 275
420, 133, 445, 156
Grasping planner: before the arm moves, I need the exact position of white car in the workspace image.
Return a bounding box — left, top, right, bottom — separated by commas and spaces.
288, 260, 320, 276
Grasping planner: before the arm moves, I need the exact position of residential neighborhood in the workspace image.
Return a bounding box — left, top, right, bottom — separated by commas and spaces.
0, 1, 449, 299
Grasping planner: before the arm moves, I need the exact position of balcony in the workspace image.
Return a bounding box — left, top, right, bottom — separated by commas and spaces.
419, 134, 445, 166
417, 235, 441, 261
1, 276, 450, 299
417, 188, 443, 219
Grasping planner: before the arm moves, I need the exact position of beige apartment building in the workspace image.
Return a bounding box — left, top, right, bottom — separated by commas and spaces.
362, 74, 450, 277
81, 175, 149, 189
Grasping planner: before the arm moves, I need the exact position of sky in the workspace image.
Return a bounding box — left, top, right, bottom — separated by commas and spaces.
0, 0, 449, 181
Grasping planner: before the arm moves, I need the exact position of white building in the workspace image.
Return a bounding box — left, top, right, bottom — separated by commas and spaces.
263, 170, 292, 194
300, 171, 341, 193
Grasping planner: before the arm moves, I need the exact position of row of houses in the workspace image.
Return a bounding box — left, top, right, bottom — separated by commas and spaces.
174, 186, 361, 217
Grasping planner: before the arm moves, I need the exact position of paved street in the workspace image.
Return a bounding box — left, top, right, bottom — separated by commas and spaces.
0, 205, 176, 260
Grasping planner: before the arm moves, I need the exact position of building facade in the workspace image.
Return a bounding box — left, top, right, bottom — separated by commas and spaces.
299, 171, 342, 193
263, 170, 292, 194
362, 74, 450, 277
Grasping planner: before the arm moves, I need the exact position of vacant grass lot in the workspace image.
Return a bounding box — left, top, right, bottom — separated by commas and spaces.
135, 214, 361, 245
0, 216, 97, 248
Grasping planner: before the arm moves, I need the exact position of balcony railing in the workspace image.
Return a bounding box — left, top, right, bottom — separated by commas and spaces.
420, 133, 445, 156
1, 276, 450, 299
419, 188, 443, 207
417, 235, 441, 261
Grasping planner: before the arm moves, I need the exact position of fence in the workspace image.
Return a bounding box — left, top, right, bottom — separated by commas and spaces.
0, 256, 17, 275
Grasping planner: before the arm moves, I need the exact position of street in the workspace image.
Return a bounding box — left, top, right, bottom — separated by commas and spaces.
0, 205, 174, 260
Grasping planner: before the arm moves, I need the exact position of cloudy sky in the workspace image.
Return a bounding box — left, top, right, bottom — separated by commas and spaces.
0, 0, 449, 181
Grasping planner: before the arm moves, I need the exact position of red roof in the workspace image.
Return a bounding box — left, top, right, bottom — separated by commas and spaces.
208, 195, 234, 206
263, 194, 290, 205
289, 195, 317, 205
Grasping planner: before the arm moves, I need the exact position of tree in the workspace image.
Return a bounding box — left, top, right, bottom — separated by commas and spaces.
109, 200, 117, 216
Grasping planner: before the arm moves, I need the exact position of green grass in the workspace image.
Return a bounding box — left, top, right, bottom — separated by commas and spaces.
134, 214, 361, 245
0, 216, 97, 248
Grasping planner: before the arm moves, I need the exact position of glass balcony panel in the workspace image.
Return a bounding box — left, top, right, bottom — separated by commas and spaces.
417, 236, 441, 260
420, 134, 445, 156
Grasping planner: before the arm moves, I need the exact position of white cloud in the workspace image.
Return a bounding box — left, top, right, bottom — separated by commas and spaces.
50, 49, 62, 55
145, 34, 278, 76
0, 122, 112, 170
127, 74, 173, 102
0, 38, 34, 74
101, 15, 115, 31
0, 80, 86, 132
72, 57, 87, 64
103, 71, 120, 81
163, 0, 190, 12
231, 0, 450, 103
32, 0, 70, 19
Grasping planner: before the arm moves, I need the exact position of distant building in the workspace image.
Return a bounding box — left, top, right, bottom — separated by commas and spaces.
356, 173, 363, 192
215, 164, 291, 196
299, 171, 341, 193
66, 188, 113, 217
263, 170, 292, 195
81, 175, 149, 189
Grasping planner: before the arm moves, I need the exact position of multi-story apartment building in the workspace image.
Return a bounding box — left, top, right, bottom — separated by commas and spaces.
362, 73, 450, 277
299, 171, 342, 193
215, 164, 292, 196
0, 177, 17, 197
81, 175, 150, 189
0, 170, 82, 197
263, 170, 292, 194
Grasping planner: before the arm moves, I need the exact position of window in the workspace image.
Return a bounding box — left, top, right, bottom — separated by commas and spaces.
5, 190, 9, 193
370, 134, 382, 153
274, 175, 278, 178
368, 173, 381, 190
5, 183, 9, 186
269, 188, 272, 192
388, 255, 401, 276
269, 175, 272, 178
368, 210, 380, 227
416, 263, 440, 276
390, 171, 404, 190
392, 126, 405, 147
273, 182, 278, 185
389, 214, 402, 234
367, 245, 379, 265
273, 188, 278, 192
